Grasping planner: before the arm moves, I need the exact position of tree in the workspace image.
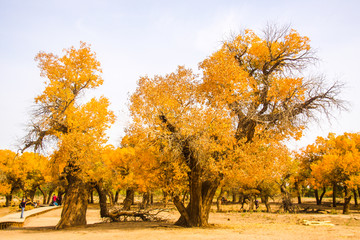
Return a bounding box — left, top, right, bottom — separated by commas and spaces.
311, 133, 360, 214
130, 66, 233, 227
129, 25, 344, 227
199, 25, 344, 143
22, 42, 115, 228
0, 149, 22, 206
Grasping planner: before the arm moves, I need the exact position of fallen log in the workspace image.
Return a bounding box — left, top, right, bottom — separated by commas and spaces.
107, 209, 167, 222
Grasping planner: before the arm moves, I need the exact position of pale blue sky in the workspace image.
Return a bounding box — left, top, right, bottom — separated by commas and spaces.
1, 0, 359, 151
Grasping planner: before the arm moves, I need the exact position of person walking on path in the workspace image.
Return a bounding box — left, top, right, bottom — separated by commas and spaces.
20, 198, 27, 218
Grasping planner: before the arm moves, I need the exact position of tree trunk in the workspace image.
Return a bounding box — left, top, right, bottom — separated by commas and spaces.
89, 188, 94, 204
47, 190, 54, 204
94, 181, 109, 218
55, 176, 88, 229
248, 195, 255, 212
315, 189, 321, 205
343, 186, 352, 214
261, 196, 271, 212
295, 181, 301, 204
5, 194, 12, 207
140, 192, 150, 209
162, 191, 169, 207
28, 188, 36, 202
353, 189, 358, 206
107, 192, 114, 206
232, 191, 237, 203
123, 189, 134, 210
38, 186, 47, 204
216, 187, 225, 212
332, 183, 337, 207
174, 170, 220, 227
114, 190, 120, 204
315, 187, 327, 205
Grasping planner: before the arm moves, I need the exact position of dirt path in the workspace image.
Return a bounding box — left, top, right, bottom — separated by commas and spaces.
1, 207, 360, 240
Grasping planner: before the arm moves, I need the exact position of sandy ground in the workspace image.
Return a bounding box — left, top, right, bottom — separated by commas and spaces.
1, 204, 360, 240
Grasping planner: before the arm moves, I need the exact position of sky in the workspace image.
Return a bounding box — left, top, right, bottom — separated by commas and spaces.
0, 0, 359, 152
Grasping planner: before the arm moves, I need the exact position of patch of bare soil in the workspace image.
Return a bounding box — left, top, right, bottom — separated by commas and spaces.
1, 204, 360, 240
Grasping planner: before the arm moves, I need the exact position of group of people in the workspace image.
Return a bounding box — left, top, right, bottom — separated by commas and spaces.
19, 194, 62, 219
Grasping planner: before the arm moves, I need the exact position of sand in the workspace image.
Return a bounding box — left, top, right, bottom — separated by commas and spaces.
1, 204, 360, 240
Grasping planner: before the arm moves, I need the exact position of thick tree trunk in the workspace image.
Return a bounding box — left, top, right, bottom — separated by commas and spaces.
343, 187, 352, 214
332, 183, 337, 207
5, 194, 12, 207
94, 181, 109, 218
123, 189, 134, 210
55, 176, 88, 229
174, 174, 220, 227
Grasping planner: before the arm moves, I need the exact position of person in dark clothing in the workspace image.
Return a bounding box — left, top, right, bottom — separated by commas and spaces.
20, 198, 27, 218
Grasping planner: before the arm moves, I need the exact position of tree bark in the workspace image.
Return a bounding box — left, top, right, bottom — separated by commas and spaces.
123, 189, 134, 210
94, 181, 109, 218
315, 187, 326, 205
55, 175, 88, 229
5, 194, 12, 207
174, 176, 220, 227
343, 186, 352, 214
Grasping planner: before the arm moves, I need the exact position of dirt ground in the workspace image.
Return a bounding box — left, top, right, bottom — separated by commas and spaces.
1, 202, 360, 240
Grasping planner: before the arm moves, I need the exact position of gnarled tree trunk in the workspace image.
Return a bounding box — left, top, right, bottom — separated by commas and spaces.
123, 189, 134, 210
174, 172, 220, 227
55, 175, 88, 229
95, 181, 109, 218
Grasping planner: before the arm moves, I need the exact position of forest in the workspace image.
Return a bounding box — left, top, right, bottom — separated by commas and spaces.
1, 25, 358, 230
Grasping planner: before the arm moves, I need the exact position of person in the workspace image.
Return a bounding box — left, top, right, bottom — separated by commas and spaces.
51, 194, 57, 206
20, 198, 27, 219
